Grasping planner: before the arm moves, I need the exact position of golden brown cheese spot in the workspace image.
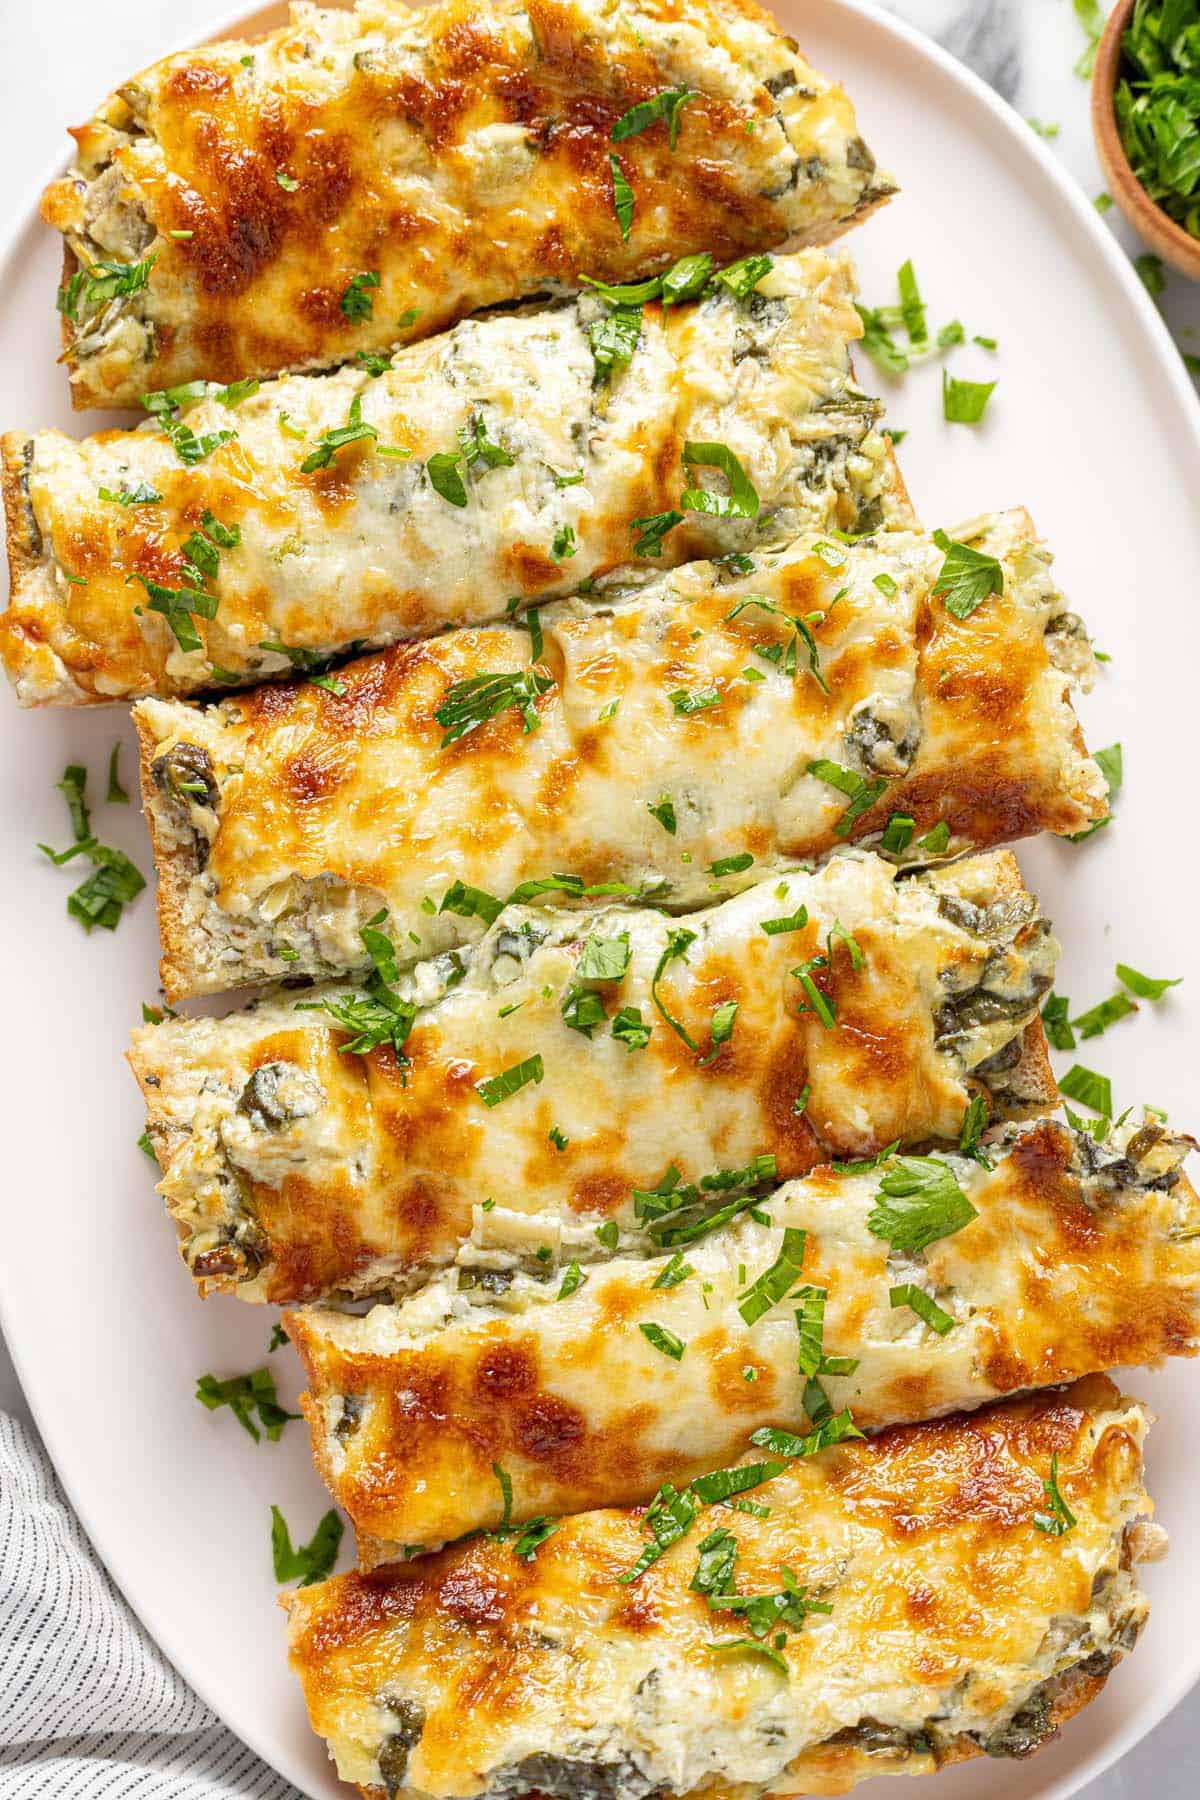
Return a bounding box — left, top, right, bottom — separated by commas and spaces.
474, 1342, 540, 1403
570, 1172, 628, 1218
515, 1394, 588, 1465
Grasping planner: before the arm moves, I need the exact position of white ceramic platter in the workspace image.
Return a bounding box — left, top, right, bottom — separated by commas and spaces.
1, 1, 1198, 1795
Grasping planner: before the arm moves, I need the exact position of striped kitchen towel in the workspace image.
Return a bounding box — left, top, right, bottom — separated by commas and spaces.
0, 1412, 298, 1799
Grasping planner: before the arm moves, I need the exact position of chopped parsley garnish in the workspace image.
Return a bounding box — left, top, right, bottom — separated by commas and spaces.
215, 377, 261, 407
578, 931, 632, 982
938, 319, 965, 347
942, 369, 997, 424
793, 1285, 858, 1389
1071, 991, 1137, 1040
106, 743, 128, 805
792, 956, 835, 1029
551, 523, 577, 562
39, 761, 145, 931
632, 1155, 778, 1246
670, 685, 721, 716
650, 927, 699, 1050
439, 879, 504, 925
355, 350, 394, 376
690, 1526, 738, 1595
866, 1156, 978, 1252
1117, 962, 1181, 1001
725, 594, 826, 691
889, 1284, 955, 1335
1069, 742, 1123, 842
711, 254, 773, 301
612, 1004, 653, 1051
297, 910, 416, 1063
58, 255, 156, 322
680, 441, 759, 520
1033, 1452, 1077, 1536
700, 998, 738, 1066
880, 812, 914, 855
618, 1461, 784, 1583
647, 795, 677, 834
196, 1367, 300, 1442
611, 85, 694, 147
916, 821, 951, 855
1041, 992, 1076, 1051
631, 508, 685, 557
1115, 3, 1200, 236
98, 481, 161, 506
806, 758, 886, 837
958, 1093, 992, 1166
653, 1250, 695, 1290
340, 271, 380, 321
1058, 1063, 1113, 1117
435, 668, 554, 747
760, 904, 809, 937
639, 1321, 686, 1360
595, 1220, 620, 1250
737, 1227, 806, 1325
588, 304, 643, 381
931, 529, 1005, 619
270, 1505, 343, 1585
557, 1260, 586, 1299
460, 411, 514, 470
708, 852, 754, 878
749, 1410, 864, 1459
276, 169, 299, 191
609, 153, 635, 241
268, 1323, 289, 1352
510, 1516, 562, 1561
300, 394, 378, 473
562, 983, 608, 1037
476, 1053, 545, 1108
137, 1129, 158, 1164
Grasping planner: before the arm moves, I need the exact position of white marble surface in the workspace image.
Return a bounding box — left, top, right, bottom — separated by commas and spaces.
0, 1, 1196, 1795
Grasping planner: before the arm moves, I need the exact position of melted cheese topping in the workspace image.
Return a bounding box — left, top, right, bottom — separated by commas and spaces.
3, 251, 901, 706
132, 509, 1099, 999
42, 0, 891, 408
128, 850, 1057, 1304
284, 1380, 1153, 1799
287, 1117, 1200, 1558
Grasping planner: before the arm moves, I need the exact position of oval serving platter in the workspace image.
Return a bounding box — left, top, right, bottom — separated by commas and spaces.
0, 2, 1198, 1796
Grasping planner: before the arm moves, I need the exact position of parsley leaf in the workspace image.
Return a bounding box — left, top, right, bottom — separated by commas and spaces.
889, 1284, 955, 1335
106, 743, 128, 804
711, 254, 773, 300
1117, 963, 1182, 1001
300, 394, 378, 473
631, 508, 685, 556
1033, 1452, 1077, 1535
866, 1156, 978, 1252
639, 1321, 686, 1360
650, 927, 699, 1050
270, 1505, 343, 1585
931, 529, 1005, 619
99, 481, 161, 506
611, 86, 695, 147
435, 669, 554, 747
1069, 742, 1123, 842
1041, 992, 1076, 1051
749, 1411, 864, 1459
1058, 1063, 1113, 1117
578, 931, 632, 982
476, 1053, 545, 1108
942, 369, 997, 424
588, 304, 643, 381
612, 1004, 653, 1050
806, 758, 886, 837
340, 270, 380, 321
609, 153, 635, 240
738, 1227, 806, 1325
196, 1367, 300, 1442
680, 441, 759, 519
647, 795, 677, 834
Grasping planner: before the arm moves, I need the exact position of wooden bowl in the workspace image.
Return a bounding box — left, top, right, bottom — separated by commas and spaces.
1092, 0, 1200, 280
